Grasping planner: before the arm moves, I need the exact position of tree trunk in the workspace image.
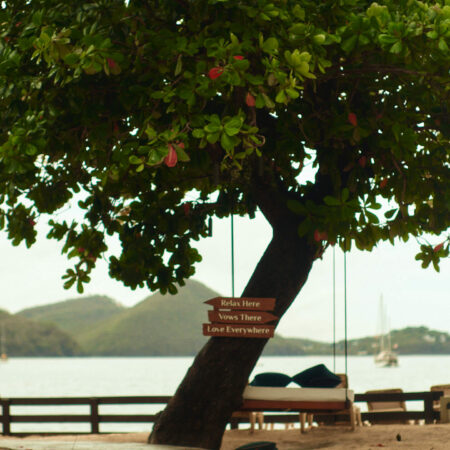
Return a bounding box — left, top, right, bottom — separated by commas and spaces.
149, 220, 316, 448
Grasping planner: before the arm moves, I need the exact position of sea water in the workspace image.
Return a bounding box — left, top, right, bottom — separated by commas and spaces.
0, 355, 448, 433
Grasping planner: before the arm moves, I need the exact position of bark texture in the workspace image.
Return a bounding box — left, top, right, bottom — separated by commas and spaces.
149, 210, 316, 448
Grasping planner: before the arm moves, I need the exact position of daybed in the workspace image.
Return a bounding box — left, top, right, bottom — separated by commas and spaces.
239, 385, 357, 433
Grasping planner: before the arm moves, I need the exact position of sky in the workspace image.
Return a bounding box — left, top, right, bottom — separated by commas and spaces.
0, 206, 448, 343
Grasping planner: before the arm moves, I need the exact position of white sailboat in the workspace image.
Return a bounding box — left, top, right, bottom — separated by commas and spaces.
374, 296, 398, 367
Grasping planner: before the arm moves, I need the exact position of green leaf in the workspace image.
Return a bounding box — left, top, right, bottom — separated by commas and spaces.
341, 35, 358, 53
378, 34, 397, 44
285, 88, 299, 99
174, 54, 182, 76
390, 40, 403, 54
147, 147, 168, 165
220, 132, 237, 152
262, 37, 279, 53
206, 132, 220, 144
324, 196, 340, 206
438, 38, 448, 52
192, 129, 205, 138
384, 209, 398, 219
341, 188, 349, 202
287, 199, 306, 214
129, 155, 143, 165
275, 90, 287, 103
175, 144, 190, 162
313, 34, 326, 45
205, 122, 221, 133
224, 116, 243, 136
365, 211, 380, 224
297, 219, 310, 237
292, 5, 305, 20
63, 53, 80, 65
262, 93, 275, 109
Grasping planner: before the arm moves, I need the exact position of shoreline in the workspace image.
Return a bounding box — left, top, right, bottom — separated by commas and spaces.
0, 424, 449, 449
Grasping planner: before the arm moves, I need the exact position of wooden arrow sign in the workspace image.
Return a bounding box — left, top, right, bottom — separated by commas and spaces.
208, 310, 278, 324
203, 323, 275, 339
204, 297, 276, 311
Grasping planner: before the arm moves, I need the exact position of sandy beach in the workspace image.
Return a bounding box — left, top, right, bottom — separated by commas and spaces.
0, 424, 449, 449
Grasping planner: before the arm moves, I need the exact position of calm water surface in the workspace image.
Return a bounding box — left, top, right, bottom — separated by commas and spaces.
0, 355, 448, 433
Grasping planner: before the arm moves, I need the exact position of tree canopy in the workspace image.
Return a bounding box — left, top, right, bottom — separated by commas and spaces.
1, 0, 449, 296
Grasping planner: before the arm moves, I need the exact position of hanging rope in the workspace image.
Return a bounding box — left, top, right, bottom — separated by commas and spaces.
231, 214, 235, 297
344, 249, 349, 406
332, 246, 336, 372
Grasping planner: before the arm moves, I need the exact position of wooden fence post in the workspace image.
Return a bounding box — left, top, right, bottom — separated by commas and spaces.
90, 398, 99, 433
423, 392, 434, 424
1, 399, 11, 436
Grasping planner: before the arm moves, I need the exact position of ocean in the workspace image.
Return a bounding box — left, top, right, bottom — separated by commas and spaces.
1, 355, 448, 433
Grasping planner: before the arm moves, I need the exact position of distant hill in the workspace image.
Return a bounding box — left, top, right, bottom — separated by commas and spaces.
19, 295, 124, 338
335, 326, 450, 356
13, 281, 450, 356
0, 309, 81, 356
78, 279, 213, 355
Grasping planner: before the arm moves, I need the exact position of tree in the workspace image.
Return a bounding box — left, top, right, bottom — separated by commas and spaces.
1, 0, 449, 446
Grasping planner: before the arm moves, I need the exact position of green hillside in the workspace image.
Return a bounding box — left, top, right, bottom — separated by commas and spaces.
19, 295, 124, 337
13, 280, 450, 357
78, 279, 214, 355
0, 309, 81, 356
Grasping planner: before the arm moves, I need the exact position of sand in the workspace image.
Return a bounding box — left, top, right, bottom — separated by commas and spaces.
0, 425, 449, 449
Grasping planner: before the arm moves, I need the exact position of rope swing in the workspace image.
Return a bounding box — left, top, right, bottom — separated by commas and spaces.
332, 243, 350, 404
231, 214, 235, 297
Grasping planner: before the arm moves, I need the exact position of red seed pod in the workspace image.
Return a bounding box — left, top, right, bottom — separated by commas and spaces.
107, 58, 117, 69
233, 55, 244, 60
182, 203, 191, 216
208, 67, 224, 79
433, 242, 444, 252
348, 112, 358, 127
314, 229, 322, 242
358, 156, 367, 168
245, 92, 256, 107
379, 178, 388, 189
164, 144, 178, 167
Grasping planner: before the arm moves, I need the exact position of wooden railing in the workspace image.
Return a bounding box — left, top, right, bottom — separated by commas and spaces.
0, 391, 445, 435
0, 396, 170, 436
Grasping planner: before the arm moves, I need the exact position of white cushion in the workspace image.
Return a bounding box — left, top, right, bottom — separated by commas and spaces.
243, 386, 354, 403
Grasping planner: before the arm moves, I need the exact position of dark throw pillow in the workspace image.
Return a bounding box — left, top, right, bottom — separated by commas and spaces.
291, 364, 341, 388
249, 372, 292, 387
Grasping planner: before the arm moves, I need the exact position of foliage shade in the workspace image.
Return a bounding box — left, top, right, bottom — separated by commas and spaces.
0, 0, 448, 297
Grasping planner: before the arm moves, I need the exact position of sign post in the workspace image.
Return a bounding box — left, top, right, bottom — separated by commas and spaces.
203, 297, 277, 339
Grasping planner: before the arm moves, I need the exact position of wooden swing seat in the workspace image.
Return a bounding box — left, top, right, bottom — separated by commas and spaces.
238, 386, 358, 432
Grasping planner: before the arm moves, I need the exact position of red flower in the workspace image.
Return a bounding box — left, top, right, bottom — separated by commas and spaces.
348, 112, 358, 127
233, 55, 244, 60
107, 58, 117, 69
208, 67, 224, 79
164, 144, 178, 167
245, 92, 256, 107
